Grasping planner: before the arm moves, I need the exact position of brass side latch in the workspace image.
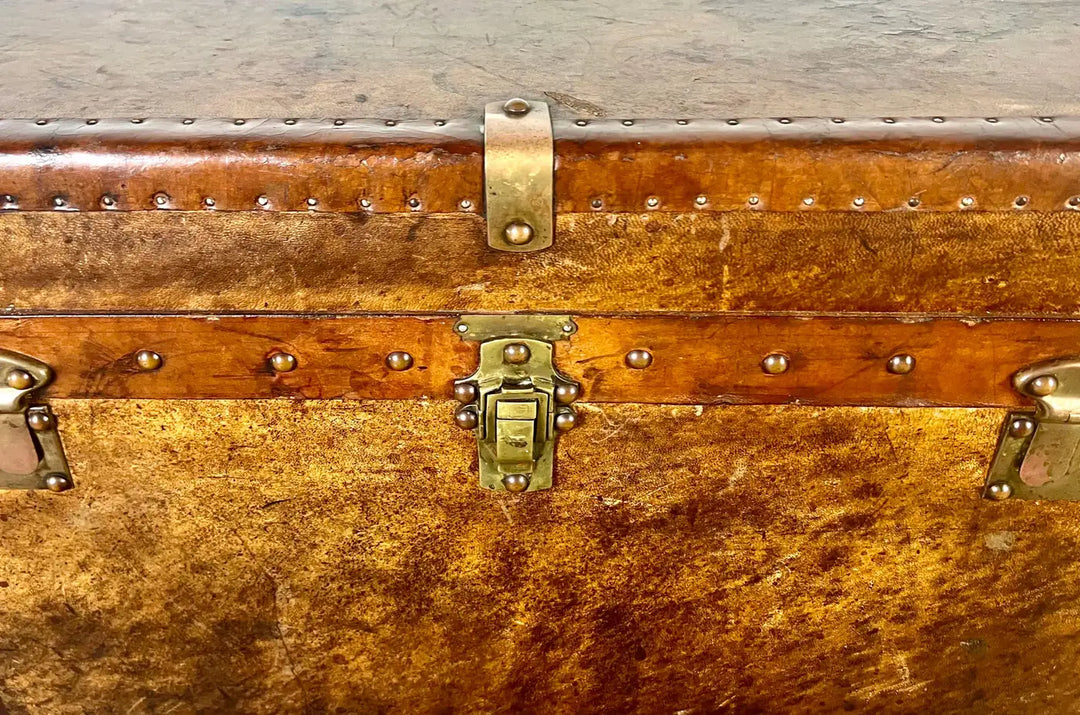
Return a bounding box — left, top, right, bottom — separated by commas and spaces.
452, 315, 579, 492
0, 349, 72, 491
986, 357, 1080, 501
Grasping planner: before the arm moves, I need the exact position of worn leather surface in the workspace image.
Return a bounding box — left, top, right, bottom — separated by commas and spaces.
3, 211, 1080, 315
0, 400, 1074, 713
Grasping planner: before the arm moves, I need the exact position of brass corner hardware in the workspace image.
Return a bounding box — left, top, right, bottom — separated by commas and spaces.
986, 357, 1080, 501
452, 315, 579, 493
483, 98, 554, 252
0, 349, 72, 491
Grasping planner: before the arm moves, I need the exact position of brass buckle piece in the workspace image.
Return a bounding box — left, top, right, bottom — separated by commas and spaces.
986, 357, 1080, 501
0, 349, 72, 491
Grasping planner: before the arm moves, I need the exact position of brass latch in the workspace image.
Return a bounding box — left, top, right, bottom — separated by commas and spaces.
0, 349, 72, 491
483, 98, 554, 252
452, 315, 579, 492
986, 357, 1080, 501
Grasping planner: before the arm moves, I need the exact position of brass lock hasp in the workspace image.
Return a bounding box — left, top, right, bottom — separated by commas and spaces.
0, 349, 72, 491
986, 357, 1080, 501
452, 315, 579, 493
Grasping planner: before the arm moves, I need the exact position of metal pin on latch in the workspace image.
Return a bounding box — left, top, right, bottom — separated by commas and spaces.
0, 349, 72, 491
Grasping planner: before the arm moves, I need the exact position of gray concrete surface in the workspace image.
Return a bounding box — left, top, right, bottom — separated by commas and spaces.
0, 0, 1075, 118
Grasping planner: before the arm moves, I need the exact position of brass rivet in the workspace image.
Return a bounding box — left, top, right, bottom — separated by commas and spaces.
384, 120, 397, 127
726, 119, 739, 126
503, 474, 530, 492
5, 369, 33, 390
256, 195, 270, 208
306, 197, 318, 208
802, 196, 815, 206
590, 198, 603, 209
883, 117, 896, 124
695, 195, 708, 206
131, 118, 145, 124
778, 117, 792, 124
285, 118, 297, 125
576, 119, 589, 126
747, 196, 760, 206
761, 353, 790, 375
203, 197, 216, 208
453, 383, 478, 403
987, 482, 1013, 501
554, 410, 577, 432
622, 119, 634, 126
646, 196, 660, 209
52, 196, 67, 208
887, 354, 916, 375
1015, 195, 1030, 207
459, 199, 473, 211
503, 98, 531, 116
1009, 418, 1036, 438
434, 120, 446, 126
985, 117, 999, 124
454, 406, 479, 430
503, 343, 531, 365
1040, 116, 1055, 123
1028, 374, 1059, 396
359, 198, 372, 209
932, 116, 945, 123
907, 197, 921, 208
385, 351, 414, 371
625, 349, 653, 369
677, 119, 689, 125
182, 118, 195, 125
233, 118, 246, 126
961, 196, 974, 207
153, 192, 170, 207
27, 411, 52, 432
407, 197, 421, 210
269, 352, 298, 373
334, 119, 346, 126
503, 221, 534, 245
555, 383, 580, 404
101, 195, 117, 208
44, 474, 72, 492
134, 350, 163, 372
853, 197, 866, 207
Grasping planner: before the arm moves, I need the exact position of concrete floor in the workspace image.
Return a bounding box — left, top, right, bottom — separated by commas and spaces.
0, 0, 1075, 119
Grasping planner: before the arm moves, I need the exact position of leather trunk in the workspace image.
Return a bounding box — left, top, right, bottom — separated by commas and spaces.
3, 3, 1080, 714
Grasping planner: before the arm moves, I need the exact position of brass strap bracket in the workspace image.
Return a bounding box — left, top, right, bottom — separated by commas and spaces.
986, 357, 1080, 501
483, 98, 554, 252
0, 349, 72, 491
452, 315, 579, 492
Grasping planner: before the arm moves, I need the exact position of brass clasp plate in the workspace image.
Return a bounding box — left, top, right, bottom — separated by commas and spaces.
986, 357, 1080, 501
452, 315, 578, 492
0, 349, 72, 491
483, 98, 554, 252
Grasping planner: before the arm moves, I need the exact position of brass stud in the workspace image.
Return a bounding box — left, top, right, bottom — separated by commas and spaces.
575, 119, 588, 126
269, 352, 298, 373
883, 117, 896, 124
100, 195, 117, 208
761, 353, 790, 375
503, 221, 534, 245
1015, 196, 1030, 207
256, 195, 270, 208
1028, 374, 1059, 396
695, 195, 708, 206
887, 354, 916, 375
502, 473, 530, 492
907, 197, 921, 208
554, 410, 577, 432
961, 196, 974, 207
359, 198, 372, 209
153, 192, 170, 207
44, 474, 72, 493
625, 349, 653, 369
932, 116, 945, 123
27, 411, 52, 432
134, 350, 163, 372
182, 118, 195, 125
853, 197, 866, 207
203, 197, 216, 208
503, 98, 531, 116
52, 196, 67, 208
459, 199, 473, 211
1009, 417, 1036, 438
454, 406, 479, 430
622, 119, 634, 126
778, 117, 792, 124
233, 119, 246, 126
407, 197, 421, 210
385, 351, 413, 371
285, 119, 297, 125
726, 119, 739, 126
802, 196, 815, 206
747, 196, 760, 206
677, 119, 689, 125
453, 382, 478, 403
646, 196, 660, 209
590, 198, 603, 209
131, 118, 145, 124
5, 369, 33, 390
335, 119, 346, 126
384, 120, 397, 127
503, 343, 531, 365
555, 383, 580, 404
987, 482, 1013, 501
306, 197, 318, 208
434, 120, 446, 126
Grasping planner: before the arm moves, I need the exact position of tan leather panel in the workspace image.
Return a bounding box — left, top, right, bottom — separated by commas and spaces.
0, 400, 1072, 712
1, 314, 1078, 407
2, 211, 1080, 315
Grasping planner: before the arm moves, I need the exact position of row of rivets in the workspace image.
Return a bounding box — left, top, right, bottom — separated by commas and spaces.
620, 350, 917, 375
124, 349, 418, 374
17, 116, 1062, 128
0, 192, 1068, 212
